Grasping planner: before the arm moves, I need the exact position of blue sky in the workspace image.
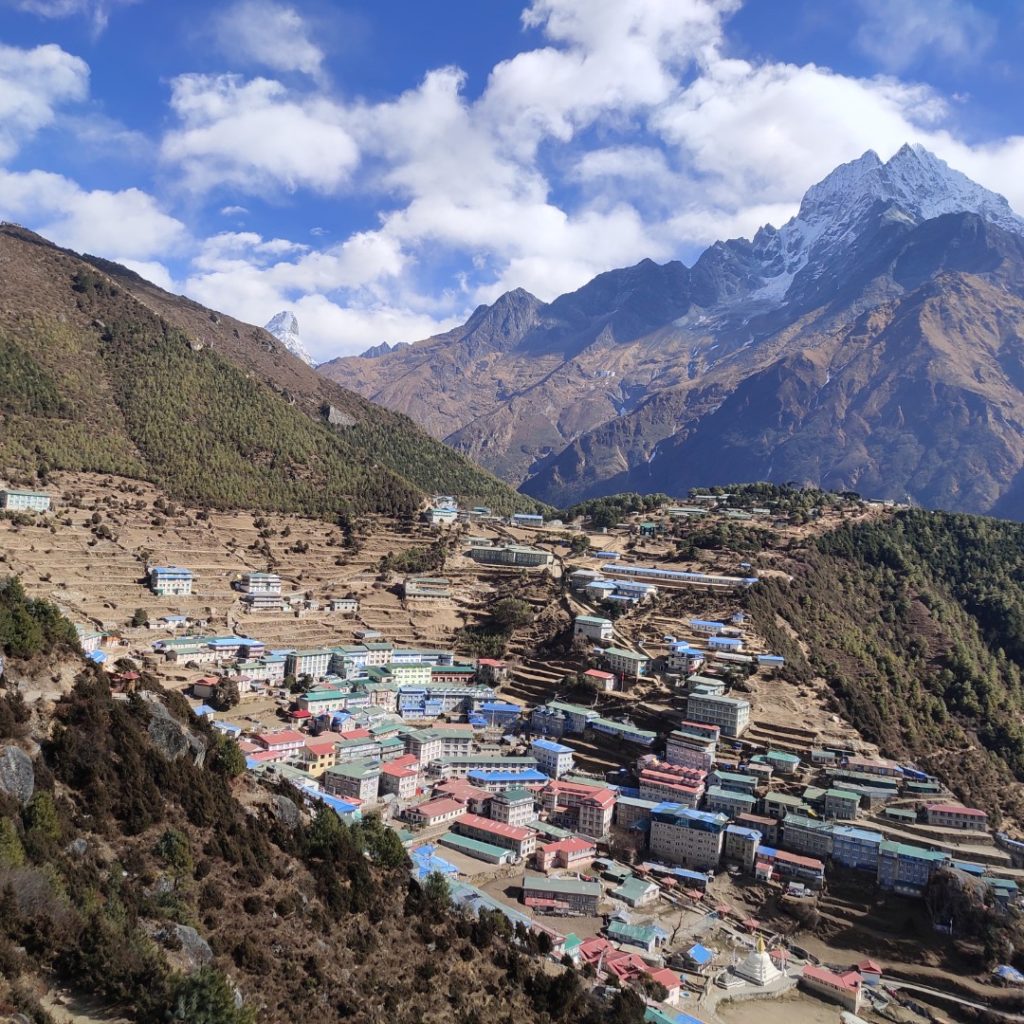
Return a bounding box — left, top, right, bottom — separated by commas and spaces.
1, 0, 1022, 360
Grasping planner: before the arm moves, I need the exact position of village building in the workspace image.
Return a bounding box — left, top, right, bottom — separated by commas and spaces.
582, 668, 615, 692
402, 576, 452, 603
540, 780, 616, 838
877, 841, 950, 895
405, 796, 466, 828
466, 544, 553, 567
801, 966, 863, 1012
723, 825, 761, 872
614, 796, 659, 830
0, 488, 51, 512
649, 806, 727, 870
241, 592, 285, 612
638, 767, 704, 808
379, 754, 420, 799
610, 876, 660, 908
782, 814, 835, 859
831, 826, 884, 871
438, 832, 514, 865
511, 513, 544, 528
531, 738, 574, 779
453, 814, 536, 860
432, 779, 492, 814
685, 692, 750, 737
298, 741, 339, 777
573, 614, 614, 642
323, 759, 380, 804
666, 643, 705, 675
824, 788, 861, 820
602, 647, 650, 679
925, 803, 988, 831
487, 787, 535, 827
521, 875, 601, 916
149, 566, 193, 597
237, 571, 281, 594
329, 597, 359, 614
704, 786, 757, 818
286, 649, 332, 679
666, 723, 719, 770
534, 836, 596, 871
473, 699, 520, 729
475, 659, 510, 685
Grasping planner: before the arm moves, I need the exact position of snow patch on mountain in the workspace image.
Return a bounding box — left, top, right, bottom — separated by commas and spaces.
264, 311, 315, 366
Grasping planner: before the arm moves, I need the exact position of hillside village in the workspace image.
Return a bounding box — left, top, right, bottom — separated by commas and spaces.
2, 476, 1023, 1024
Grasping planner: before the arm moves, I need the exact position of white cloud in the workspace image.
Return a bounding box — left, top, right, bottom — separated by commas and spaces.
291, 293, 460, 359
137, 0, 1024, 365
0, 41, 89, 160
219, 204, 249, 216
213, 0, 325, 79
0, 169, 187, 271
855, 0, 996, 72
161, 74, 359, 194
10, 0, 139, 35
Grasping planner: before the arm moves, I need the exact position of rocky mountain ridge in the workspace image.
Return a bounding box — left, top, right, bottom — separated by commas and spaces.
319, 146, 1024, 517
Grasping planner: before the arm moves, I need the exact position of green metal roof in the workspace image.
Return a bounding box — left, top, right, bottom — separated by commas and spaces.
523, 875, 600, 896
438, 832, 512, 861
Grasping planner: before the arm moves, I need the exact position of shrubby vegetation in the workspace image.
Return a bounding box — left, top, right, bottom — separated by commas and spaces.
562, 492, 672, 529
747, 508, 1024, 821
0, 576, 79, 660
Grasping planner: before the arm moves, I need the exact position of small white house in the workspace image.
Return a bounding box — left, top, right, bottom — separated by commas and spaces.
574, 615, 613, 642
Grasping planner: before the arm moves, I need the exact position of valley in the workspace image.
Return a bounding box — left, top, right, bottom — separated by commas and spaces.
3, 477, 1024, 1024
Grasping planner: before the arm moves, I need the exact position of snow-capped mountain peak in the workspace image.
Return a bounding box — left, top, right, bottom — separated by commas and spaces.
264, 311, 315, 366
746, 144, 1024, 304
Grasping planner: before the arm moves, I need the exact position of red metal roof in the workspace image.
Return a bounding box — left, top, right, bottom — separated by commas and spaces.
458, 812, 532, 841
803, 965, 861, 992
255, 729, 306, 747
926, 803, 986, 816
409, 797, 466, 818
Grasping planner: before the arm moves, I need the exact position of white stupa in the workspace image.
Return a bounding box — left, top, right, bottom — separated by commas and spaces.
735, 937, 783, 986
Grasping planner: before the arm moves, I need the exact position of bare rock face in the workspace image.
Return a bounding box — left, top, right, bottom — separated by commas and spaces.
0, 745, 34, 806
270, 794, 301, 829
154, 923, 214, 971
325, 404, 356, 427
147, 701, 207, 766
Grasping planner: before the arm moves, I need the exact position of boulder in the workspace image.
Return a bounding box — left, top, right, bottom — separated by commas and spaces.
270, 794, 301, 829
147, 701, 207, 766
0, 745, 34, 806
155, 923, 213, 972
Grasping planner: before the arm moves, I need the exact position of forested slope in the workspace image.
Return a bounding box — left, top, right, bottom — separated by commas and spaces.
748, 509, 1024, 822
0, 224, 539, 517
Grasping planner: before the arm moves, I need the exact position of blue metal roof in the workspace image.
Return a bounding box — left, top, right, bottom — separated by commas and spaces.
467, 768, 548, 784
532, 738, 573, 753
686, 943, 713, 965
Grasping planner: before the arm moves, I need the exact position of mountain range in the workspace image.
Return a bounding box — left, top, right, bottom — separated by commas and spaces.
320, 144, 1024, 517
0, 223, 537, 517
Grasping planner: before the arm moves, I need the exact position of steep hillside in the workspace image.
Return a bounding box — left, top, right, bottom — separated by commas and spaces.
0, 581, 638, 1024
0, 224, 539, 516
320, 146, 1024, 515
746, 506, 1024, 823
